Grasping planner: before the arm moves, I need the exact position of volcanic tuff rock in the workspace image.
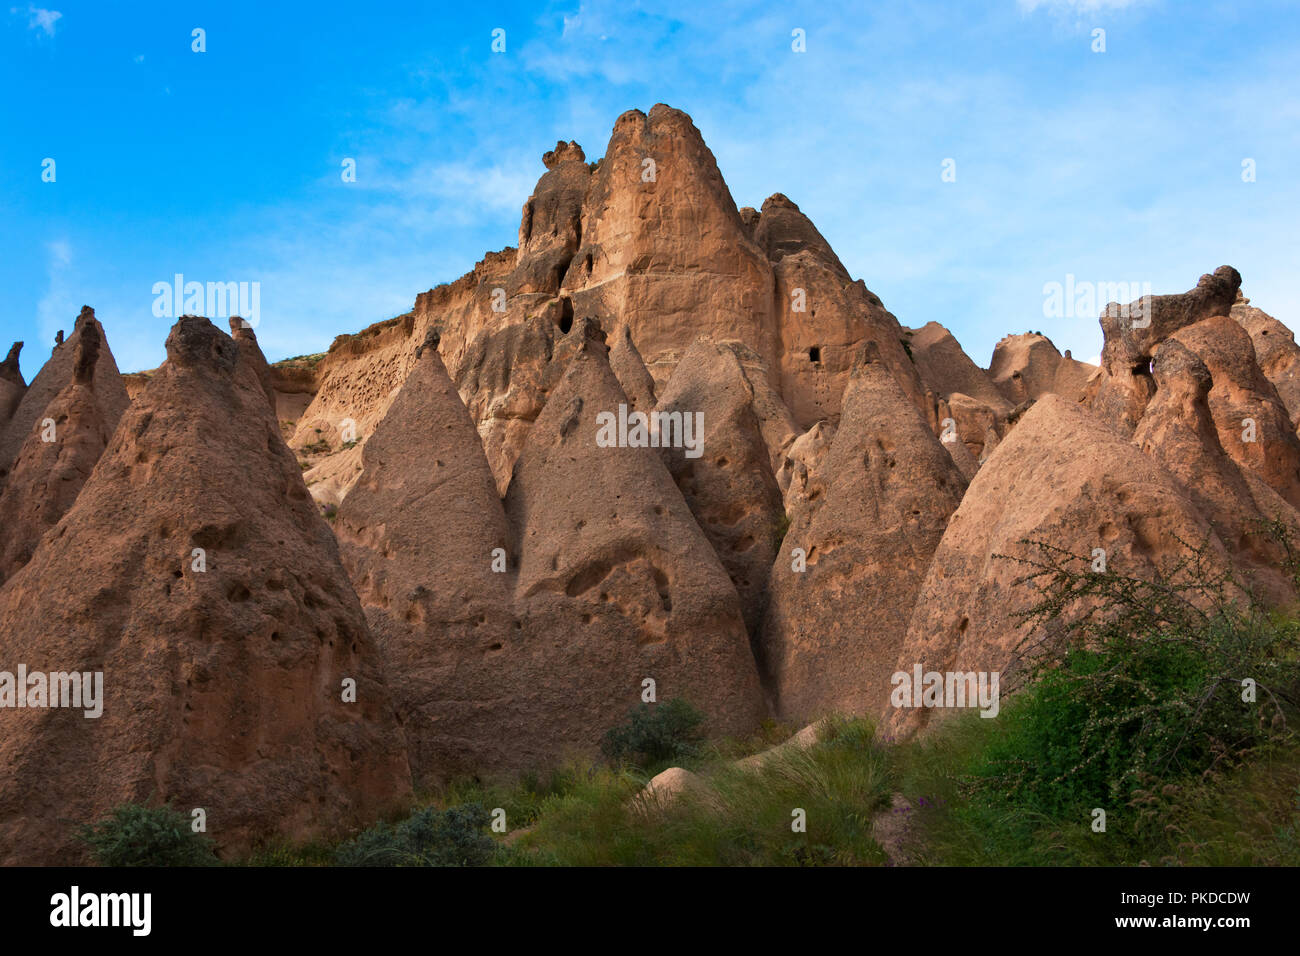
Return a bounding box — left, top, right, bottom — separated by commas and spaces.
1167, 314, 1300, 510
0, 322, 126, 582
281, 105, 941, 509
0, 316, 410, 864
1084, 266, 1243, 434
609, 324, 657, 412
0, 307, 128, 488
761, 344, 966, 723
229, 317, 277, 410
886, 396, 1236, 736
988, 332, 1094, 404
754, 192, 927, 428
1133, 338, 1300, 604
653, 338, 785, 638
0, 342, 24, 426
1233, 296, 1300, 426
334, 329, 522, 782
504, 319, 765, 743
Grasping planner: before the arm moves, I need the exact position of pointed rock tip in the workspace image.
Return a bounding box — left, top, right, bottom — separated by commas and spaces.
73, 321, 101, 384
228, 316, 255, 335
165, 315, 238, 371
415, 327, 442, 358
2, 341, 21, 370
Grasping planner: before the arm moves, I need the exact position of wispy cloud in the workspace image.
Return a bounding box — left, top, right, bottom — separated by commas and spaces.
11, 5, 61, 37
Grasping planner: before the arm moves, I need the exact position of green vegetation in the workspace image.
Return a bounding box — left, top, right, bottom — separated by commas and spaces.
601, 699, 705, 770
334, 804, 495, 867
78, 804, 219, 867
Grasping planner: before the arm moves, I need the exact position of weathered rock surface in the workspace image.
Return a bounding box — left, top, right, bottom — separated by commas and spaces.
229, 317, 277, 410
887, 396, 1233, 737
653, 338, 785, 638
0, 316, 410, 864
761, 345, 966, 723
504, 320, 765, 744
989, 332, 1094, 404
1133, 338, 1300, 604
0, 307, 128, 488
1168, 314, 1300, 510
1084, 266, 1242, 434
0, 343, 24, 427
335, 331, 521, 782
609, 324, 657, 413
1232, 296, 1300, 428
0, 322, 126, 582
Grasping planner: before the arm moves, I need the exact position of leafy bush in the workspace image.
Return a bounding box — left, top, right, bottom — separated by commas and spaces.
334, 803, 494, 867
601, 699, 705, 768
977, 529, 1300, 815
78, 803, 219, 867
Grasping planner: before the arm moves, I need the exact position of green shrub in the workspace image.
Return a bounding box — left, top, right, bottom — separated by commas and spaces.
334, 803, 494, 867
601, 699, 705, 768
981, 532, 1300, 815
78, 803, 219, 867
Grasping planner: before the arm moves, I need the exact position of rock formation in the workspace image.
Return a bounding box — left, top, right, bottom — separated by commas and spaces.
504, 319, 765, 743
0, 316, 410, 864
0, 322, 126, 582
0, 342, 24, 427
334, 330, 521, 782
887, 395, 1234, 736
229, 317, 277, 410
989, 332, 1094, 404
762, 344, 966, 723
0, 307, 128, 488
653, 338, 785, 638
1233, 295, 1300, 426
1084, 266, 1242, 434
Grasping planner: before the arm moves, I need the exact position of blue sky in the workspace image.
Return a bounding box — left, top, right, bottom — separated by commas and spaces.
3, 0, 1298, 379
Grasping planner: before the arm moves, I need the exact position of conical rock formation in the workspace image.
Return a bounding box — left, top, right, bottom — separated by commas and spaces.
504, 320, 765, 744
761, 344, 966, 723
0, 316, 410, 864
335, 330, 523, 782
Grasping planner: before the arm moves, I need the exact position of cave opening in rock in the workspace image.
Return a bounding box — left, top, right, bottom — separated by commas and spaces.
559, 297, 574, 335
809, 346, 821, 364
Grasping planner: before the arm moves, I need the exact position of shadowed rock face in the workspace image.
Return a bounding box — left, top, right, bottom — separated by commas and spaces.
1233, 297, 1300, 426
885, 396, 1235, 738
653, 338, 785, 639
505, 320, 765, 745
0, 316, 411, 865
761, 344, 966, 724
229, 317, 277, 410
0, 342, 24, 427
1167, 315, 1300, 510
0, 307, 128, 488
1134, 338, 1300, 605
335, 331, 522, 783
0, 323, 127, 582
609, 325, 657, 413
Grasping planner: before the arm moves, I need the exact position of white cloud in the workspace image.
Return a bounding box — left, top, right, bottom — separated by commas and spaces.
14, 5, 61, 36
